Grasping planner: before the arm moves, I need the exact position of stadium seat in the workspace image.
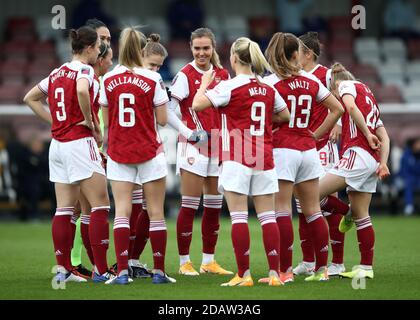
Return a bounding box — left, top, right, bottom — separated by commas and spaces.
5, 17, 36, 42
0, 83, 24, 104
354, 37, 380, 59
375, 85, 404, 103
167, 40, 191, 59
351, 64, 380, 84
407, 39, 420, 60
0, 41, 29, 60
328, 39, 353, 56
0, 60, 26, 83
378, 63, 405, 88
223, 16, 249, 42
402, 81, 420, 103
328, 16, 353, 33
405, 61, 420, 83
204, 16, 224, 42
381, 38, 407, 63
330, 53, 354, 69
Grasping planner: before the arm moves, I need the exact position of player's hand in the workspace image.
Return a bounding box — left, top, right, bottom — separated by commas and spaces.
367, 133, 381, 150
201, 70, 215, 88
188, 129, 210, 143
376, 163, 390, 180
329, 124, 342, 143
77, 118, 94, 130
93, 126, 103, 148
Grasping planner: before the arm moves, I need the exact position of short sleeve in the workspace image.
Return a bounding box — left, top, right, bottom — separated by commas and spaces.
273, 89, 287, 113
154, 75, 170, 107
339, 81, 357, 99
376, 118, 384, 129
93, 78, 100, 101
325, 69, 332, 90
77, 65, 95, 87
205, 80, 231, 108
316, 80, 331, 103
37, 76, 49, 95
98, 78, 108, 107
170, 72, 189, 101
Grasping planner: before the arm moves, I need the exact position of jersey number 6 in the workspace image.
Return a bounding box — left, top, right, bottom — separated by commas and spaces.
119, 93, 136, 127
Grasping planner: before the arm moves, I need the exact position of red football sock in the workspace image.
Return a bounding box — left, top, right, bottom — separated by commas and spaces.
326, 213, 345, 264
130, 209, 150, 260
113, 217, 130, 275
320, 196, 349, 216
230, 212, 250, 277
276, 212, 294, 273
202, 195, 223, 255
258, 211, 280, 272
89, 206, 110, 275
306, 212, 329, 272
355, 217, 375, 266
128, 202, 141, 259
298, 213, 315, 263
176, 196, 200, 255
52, 207, 74, 272
80, 215, 95, 265
149, 220, 167, 273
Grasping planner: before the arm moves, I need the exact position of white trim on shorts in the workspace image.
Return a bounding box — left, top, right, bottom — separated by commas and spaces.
176, 141, 219, 177
328, 147, 379, 193
273, 148, 324, 184
49, 137, 105, 184
218, 161, 278, 196
107, 152, 168, 185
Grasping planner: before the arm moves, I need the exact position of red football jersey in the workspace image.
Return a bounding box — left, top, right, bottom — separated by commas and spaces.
170, 61, 230, 133
99, 65, 169, 164
264, 71, 331, 151
38, 61, 95, 142
338, 80, 383, 162
206, 74, 287, 170
308, 64, 333, 150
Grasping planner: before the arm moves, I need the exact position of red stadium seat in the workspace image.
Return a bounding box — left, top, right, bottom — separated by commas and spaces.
0, 60, 26, 83
30, 40, 57, 59
375, 85, 404, 103
167, 40, 191, 58
407, 39, 420, 60
5, 17, 36, 43
328, 39, 353, 56
350, 64, 380, 83
0, 83, 24, 104
330, 53, 355, 69
328, 16, 353, 32
0, 41, 29, 59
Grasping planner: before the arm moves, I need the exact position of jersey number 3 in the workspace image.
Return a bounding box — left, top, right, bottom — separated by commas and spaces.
55, 88, 66, 121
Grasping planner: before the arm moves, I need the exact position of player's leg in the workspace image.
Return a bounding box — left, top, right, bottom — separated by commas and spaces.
177, 169, 204, 275
295, 178, 330, 282
70, 201, 82, 268
143, 177, 175, 284
340, 191, 375, 279
52, 182, 86, 282
200, 176, 232, 274
80, 173, 111, 280
275, 180, 295, 283
254, 192, 282, 286
220, 190, 253, 287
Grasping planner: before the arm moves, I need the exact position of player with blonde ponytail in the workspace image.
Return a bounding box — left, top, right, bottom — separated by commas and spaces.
192, 37, 290, 286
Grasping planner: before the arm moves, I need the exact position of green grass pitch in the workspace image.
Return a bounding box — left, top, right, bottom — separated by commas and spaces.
0, 216, 419, 300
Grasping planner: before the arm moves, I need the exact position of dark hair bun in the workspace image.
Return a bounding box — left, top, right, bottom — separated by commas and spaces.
147, 33, 161, 43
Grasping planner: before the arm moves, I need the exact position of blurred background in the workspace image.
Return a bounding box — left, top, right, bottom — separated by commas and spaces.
0, 0, 419, 221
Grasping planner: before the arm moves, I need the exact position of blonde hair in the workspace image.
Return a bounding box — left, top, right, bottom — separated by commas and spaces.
329, 62, 356, 92
265, 32, 301, 79
144, 33, 168, 58
191, 28, 222, 69
118, 27, 146, 69
231, 37, 271, 76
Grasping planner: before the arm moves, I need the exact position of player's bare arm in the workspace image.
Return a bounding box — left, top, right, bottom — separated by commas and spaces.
23, 86, 52, 125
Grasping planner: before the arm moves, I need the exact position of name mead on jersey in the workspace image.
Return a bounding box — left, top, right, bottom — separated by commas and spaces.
249, 87, 267, 96
288, 80, 309, 90
107, 76, 152, 93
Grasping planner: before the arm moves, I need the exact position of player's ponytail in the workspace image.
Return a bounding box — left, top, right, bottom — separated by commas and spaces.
119, 27, 146, 69
231, 37, 271, 76
265, 32, 301, 79
191, 28, 222, 69
144, 33, 168, 58
70, 26, 98, 54
329, 62, 355, 92
299, 31, 321, 62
